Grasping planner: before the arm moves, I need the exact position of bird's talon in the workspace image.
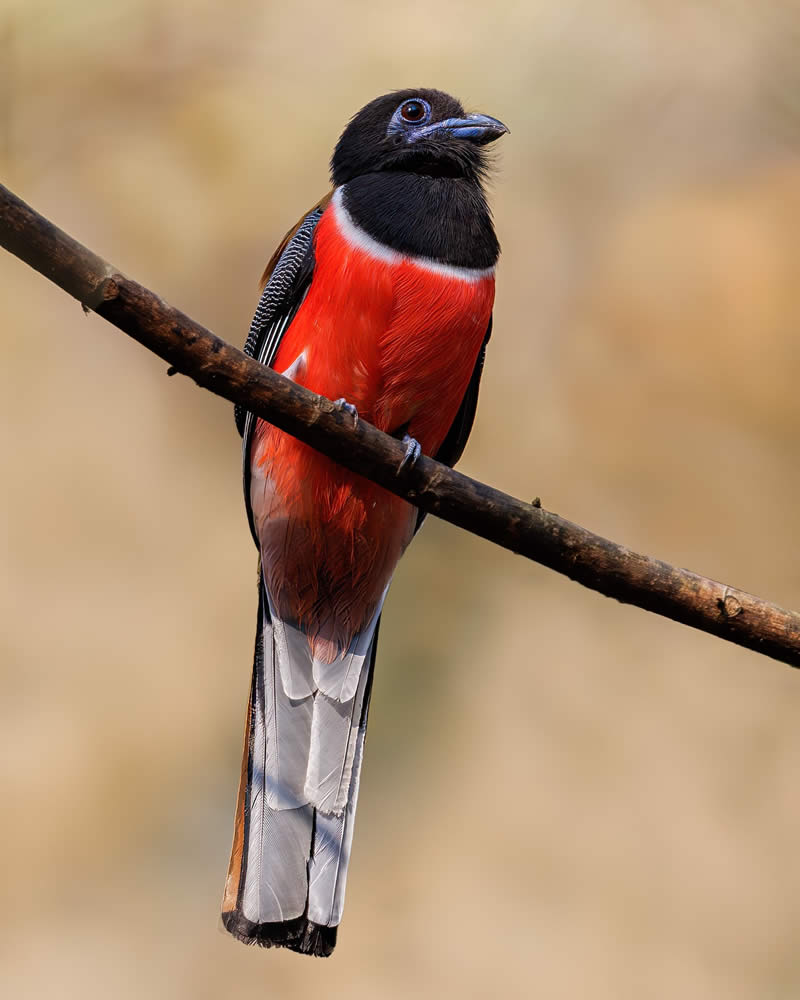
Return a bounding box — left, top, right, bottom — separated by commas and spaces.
334, 398, 359, 428
397, 434, 421, 474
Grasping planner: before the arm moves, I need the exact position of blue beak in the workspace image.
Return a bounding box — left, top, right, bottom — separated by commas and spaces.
412, 113, 509, 146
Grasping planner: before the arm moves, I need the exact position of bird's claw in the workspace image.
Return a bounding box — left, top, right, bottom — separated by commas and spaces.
334, 398, 359, 428
397, 434, 421, 475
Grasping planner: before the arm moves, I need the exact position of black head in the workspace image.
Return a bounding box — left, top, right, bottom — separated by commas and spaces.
330, 88, 508, 187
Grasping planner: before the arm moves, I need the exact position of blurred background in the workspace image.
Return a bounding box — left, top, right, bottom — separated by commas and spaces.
3, 1, 800, 997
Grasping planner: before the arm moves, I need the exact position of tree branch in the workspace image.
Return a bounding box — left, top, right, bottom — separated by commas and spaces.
2, 180, 799, 667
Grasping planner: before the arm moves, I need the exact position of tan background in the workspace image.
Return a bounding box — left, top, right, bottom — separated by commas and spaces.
3, 1, 800, 997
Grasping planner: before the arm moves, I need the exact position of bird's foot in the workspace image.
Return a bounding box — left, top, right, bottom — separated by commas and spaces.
333, 398, 359, 428
397, 434, 421, 475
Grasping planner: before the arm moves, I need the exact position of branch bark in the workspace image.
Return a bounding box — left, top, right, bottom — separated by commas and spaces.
2, 180, 800, 667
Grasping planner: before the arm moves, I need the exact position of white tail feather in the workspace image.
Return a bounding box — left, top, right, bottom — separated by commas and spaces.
263, 612, 313, 810
307, 718, 366, 926
241, 616, 314, 923
312, 586, 387, 701
232, 578, 381, 940
267, 591, 315, 699
304, 658, 369, 814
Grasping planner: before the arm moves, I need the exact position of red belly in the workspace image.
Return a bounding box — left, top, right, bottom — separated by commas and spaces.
251, 205, 495, 658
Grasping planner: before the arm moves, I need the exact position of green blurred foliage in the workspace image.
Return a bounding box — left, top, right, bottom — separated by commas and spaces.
2, 1, 800, 997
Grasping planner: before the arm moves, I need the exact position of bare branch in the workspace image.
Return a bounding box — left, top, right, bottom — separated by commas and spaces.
2, 181, 799, 668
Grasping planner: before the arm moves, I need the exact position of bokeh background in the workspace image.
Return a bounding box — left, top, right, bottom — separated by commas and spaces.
3, 1, 800, 997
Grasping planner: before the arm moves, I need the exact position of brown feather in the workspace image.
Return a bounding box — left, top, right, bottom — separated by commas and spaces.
258, 191, 334, 292
222, 659, 253, 913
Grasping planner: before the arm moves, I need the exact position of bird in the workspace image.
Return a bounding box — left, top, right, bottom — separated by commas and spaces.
222, 88, 507, 957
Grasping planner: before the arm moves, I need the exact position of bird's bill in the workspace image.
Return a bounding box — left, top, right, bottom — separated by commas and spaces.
411, 113, 509, 146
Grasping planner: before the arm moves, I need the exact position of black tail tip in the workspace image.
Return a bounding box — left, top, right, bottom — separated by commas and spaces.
221, 910, 338, 958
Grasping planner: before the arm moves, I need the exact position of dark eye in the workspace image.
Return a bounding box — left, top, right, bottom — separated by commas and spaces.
401, 100, 426, 123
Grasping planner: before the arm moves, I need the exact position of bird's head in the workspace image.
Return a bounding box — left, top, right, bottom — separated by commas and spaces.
330, 88, 508, 187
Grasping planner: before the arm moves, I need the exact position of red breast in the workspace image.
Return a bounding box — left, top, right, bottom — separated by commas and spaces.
250, 193, 495, 658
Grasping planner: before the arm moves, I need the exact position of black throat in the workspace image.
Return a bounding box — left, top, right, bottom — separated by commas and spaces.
341, 172, 499, 270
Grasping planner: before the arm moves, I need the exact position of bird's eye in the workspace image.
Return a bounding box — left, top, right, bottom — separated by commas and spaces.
400, 100, 426, 123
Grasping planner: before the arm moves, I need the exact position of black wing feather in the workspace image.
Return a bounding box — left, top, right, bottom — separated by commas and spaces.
239, 207, 324, 546
235, 207, 324, 438
433, 315, 492, 468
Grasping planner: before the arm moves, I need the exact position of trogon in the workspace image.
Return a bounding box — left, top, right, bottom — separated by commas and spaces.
222, 88, 507, 956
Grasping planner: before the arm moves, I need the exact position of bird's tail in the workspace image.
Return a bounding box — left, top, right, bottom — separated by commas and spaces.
221, 578, 379, 957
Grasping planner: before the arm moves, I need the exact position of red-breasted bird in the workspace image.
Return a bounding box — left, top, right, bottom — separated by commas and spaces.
222, 89, 507, 956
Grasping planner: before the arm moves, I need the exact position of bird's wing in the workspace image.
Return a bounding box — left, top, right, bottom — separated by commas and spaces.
235, 191, 332, 438
433, 314, 492, 468
237, 193, 332, 544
